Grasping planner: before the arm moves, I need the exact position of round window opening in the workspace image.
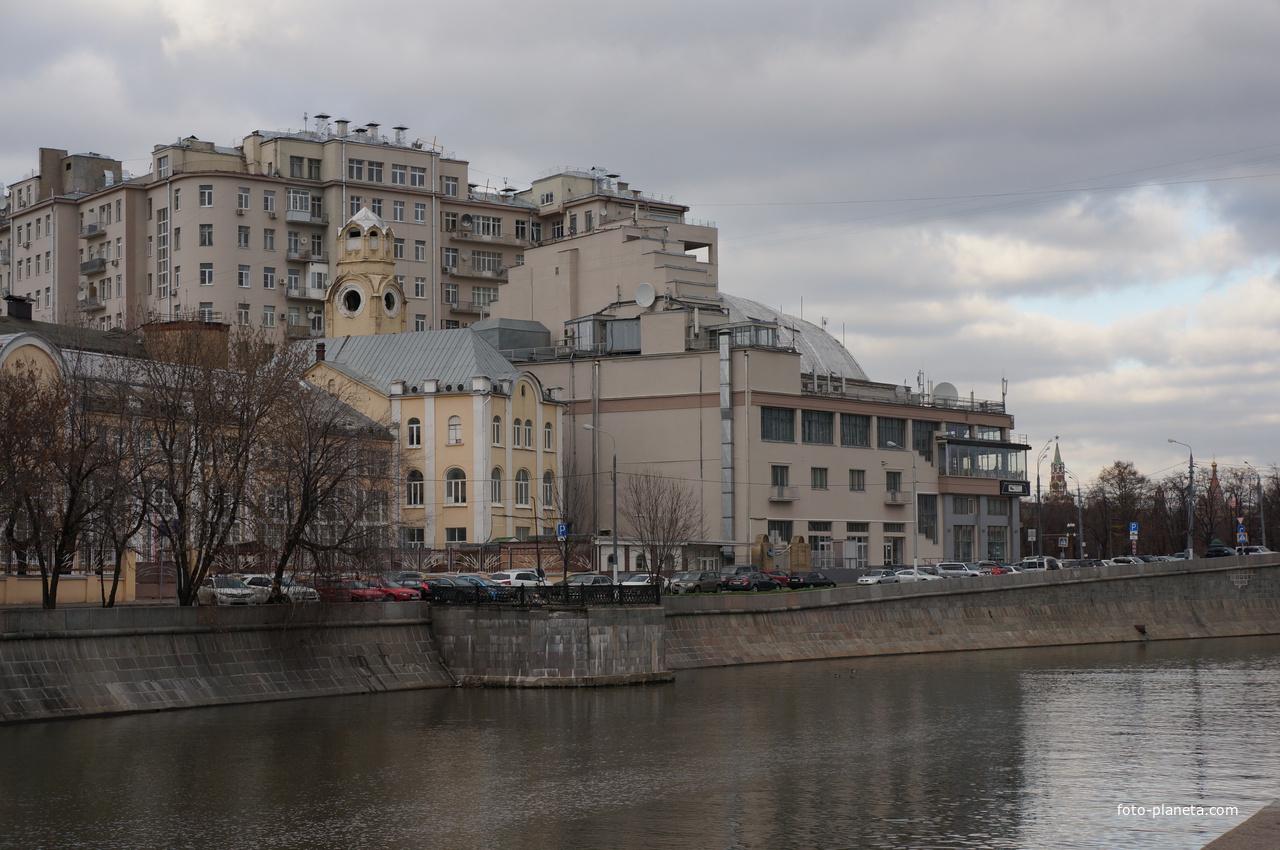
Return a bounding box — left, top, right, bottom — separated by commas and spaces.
384, 291, 397, 312
342, 289, 363, 314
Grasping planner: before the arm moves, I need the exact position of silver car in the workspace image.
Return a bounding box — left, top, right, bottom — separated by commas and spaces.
857, 569, 900, 585
196, 576, 256, 605
669, 571, 722, 594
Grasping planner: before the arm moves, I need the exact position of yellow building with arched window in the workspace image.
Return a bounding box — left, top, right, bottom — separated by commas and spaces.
303, 330, 562, 549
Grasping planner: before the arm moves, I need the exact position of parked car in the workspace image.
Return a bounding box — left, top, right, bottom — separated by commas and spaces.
370, 579, 421, 601
857, 569, 900, 585
240, 574, 320, 603
1204, 546, 1237, 558
620, 573, 668, 589
669, 571, 722, 594
1020, 556, 1061, 571
763, 570, 791, 587
197, 576, 256, 606
894, 568, 943, 582
935, 562, 979, 578
1237, 546, 1274, 556
718, 565, 757, 588
724, 572, 783, 592
561, 573, 615, 586
488, 569, 546, 586
788, 571, 836, 588
343, 579, 387, 602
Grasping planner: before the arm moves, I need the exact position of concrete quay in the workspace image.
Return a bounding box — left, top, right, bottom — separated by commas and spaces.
1201, 801, 1280, 849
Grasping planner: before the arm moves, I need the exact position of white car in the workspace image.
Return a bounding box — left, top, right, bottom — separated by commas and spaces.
197, 576, 256, 605
488, 570, 546, 586
894, 568, 943, 582
936, 562, 980, 578
620, 573, 669, 589
240, 574, 320, 603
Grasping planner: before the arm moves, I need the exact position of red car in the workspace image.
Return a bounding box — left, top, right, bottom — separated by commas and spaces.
343, 579, 389, 602
763, 570, 791, 587
370, 579, 421, 601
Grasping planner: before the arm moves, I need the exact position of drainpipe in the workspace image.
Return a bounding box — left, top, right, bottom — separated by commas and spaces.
719, 331, 734, 546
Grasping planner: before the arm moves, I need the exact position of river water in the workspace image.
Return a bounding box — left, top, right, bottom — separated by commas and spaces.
2, 636, 1278, 850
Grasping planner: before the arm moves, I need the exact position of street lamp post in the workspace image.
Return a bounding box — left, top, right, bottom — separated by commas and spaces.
1168, 439, 1194, 558
1064, 467, 1086, 559
1035, 437, 1056, 557
886, 442, 918, 567
584, 423, 619, 583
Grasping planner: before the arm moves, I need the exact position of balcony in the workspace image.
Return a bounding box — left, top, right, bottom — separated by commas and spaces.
884, 490, 910, 506
286, 324, 323, 339
768, 486, 799, 502
446, 265, 507, 280
286, 286, 328, 302
285, 210, 328, 225
449, 301, 491, 316
80, 258, 107, 275
79, 222, 106, 239
0, 248, 8, 265
77, 296, 106, 313
452, 230, 531, 248
286, 249, 328, 263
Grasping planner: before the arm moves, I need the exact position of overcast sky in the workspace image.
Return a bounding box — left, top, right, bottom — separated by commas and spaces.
5, 0, 1280, 488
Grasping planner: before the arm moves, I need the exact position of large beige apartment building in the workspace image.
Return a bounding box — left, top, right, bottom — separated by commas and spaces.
0, 116, 544, 337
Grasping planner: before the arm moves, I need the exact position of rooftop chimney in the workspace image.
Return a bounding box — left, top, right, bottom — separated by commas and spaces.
315, 341, 326, 362
393, 125, 408, 145
335, 119, 349, 138
365, 122, 380, 141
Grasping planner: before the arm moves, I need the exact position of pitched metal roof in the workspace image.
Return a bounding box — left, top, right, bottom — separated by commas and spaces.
314, 329, 521, 395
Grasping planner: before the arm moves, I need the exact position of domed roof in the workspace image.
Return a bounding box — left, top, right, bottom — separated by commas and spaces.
719, 292, 868, 381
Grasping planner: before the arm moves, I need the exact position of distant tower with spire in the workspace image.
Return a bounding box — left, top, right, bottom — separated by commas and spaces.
1048, 440, 1069, 502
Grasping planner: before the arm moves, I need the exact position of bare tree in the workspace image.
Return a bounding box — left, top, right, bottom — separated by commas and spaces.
618, 466, 705, 579
247, 378, 395, 601
133, 325, 300, 605
548, 461, 596, 578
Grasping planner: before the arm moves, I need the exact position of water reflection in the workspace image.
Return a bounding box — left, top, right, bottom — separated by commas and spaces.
1, 637, 1276, 849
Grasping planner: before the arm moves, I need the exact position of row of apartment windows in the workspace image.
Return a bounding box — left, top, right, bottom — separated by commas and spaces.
761, 407, 989, 455
404, 416, 554, 451
404, 468, 554, 508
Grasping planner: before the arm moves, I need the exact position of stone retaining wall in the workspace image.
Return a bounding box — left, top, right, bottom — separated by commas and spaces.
0, 602, 454, 724
431, 606, 671, 686
664, 558, 1280, 668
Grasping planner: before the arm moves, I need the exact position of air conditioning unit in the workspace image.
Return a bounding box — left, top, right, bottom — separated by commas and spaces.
111, 259, 119, 267
268, 211, 277, 219
235, 208, 245, 216
21, 241, 30, 249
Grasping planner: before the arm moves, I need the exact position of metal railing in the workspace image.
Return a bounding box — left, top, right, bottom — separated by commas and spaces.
431, 584, 660, 607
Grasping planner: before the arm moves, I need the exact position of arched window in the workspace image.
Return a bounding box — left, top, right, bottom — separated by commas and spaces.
542, 470, 555, 507
405, 470, 424, 506
407, 417, 421, 447
445, 468, 467, 505
523, 419, 533, 447
515, 469, 531, 506
447, 415, 462, 445
490, 467, 503, 504
543, 422, 554, 451
513, 419, 522, 448
492, 415, 502, 445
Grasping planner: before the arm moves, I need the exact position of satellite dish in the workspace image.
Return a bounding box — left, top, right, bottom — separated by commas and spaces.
934, 382, 960, 405
635, 282, 655, 308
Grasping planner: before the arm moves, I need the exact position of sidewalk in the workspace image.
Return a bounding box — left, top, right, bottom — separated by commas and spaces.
1201, 801, 1280, 849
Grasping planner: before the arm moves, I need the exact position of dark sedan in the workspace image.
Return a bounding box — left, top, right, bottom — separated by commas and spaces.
724, 572, 783, 592
788, 571, 836, 589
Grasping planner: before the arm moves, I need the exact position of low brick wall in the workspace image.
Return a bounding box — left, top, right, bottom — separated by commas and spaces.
0, 602, 455, 724
664, 557, 1280, 668
430, 606, 671, 686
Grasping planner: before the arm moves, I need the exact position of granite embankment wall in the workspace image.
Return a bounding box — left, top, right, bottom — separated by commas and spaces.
664, 556, 1280, 668
0, 602, 454, 724
0, 602, 673, 724
431, 606, 671, 686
